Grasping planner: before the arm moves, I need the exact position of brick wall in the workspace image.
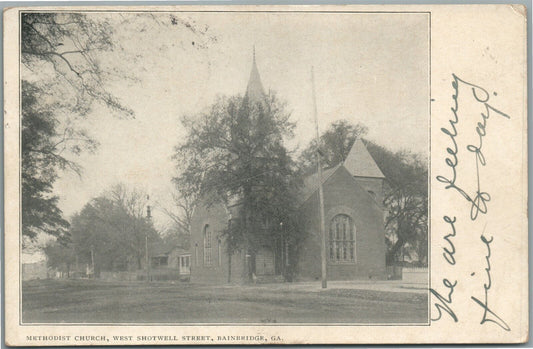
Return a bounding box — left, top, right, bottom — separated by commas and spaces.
190, 202, 247, 284
353, 176, 385, 207
297, 166, 387, 281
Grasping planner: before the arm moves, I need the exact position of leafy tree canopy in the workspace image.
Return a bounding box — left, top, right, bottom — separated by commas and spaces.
69, 184, 160, 273
21, 13, 132, 245
43, 241, 76, 276
21, 13, 217, 246
298, 119, 368, 172
174, 94, 303, 257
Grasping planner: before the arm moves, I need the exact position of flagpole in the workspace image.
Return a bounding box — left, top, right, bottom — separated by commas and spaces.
311, 66, 327, 289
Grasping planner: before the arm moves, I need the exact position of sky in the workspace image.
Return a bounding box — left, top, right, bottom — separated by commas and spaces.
39, 11, 429, 233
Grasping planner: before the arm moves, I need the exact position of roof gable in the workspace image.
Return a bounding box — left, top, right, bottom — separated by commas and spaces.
343, 138, 385, 179
149, 242, 188, 257
299, 164, 341, 204
300, 164, 383, 211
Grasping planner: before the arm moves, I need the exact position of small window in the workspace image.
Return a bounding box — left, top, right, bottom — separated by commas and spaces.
151, 256, 168, 267
204, 225, 212, 266
368, 190, 377, 200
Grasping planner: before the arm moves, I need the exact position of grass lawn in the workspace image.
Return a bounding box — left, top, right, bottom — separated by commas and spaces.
22, 279, 428, 324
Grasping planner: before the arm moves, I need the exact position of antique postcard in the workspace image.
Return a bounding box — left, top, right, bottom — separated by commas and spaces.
3, 4, 528, 345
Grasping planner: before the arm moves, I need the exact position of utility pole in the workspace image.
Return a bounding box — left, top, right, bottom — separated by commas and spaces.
280, 222, 285, 278
145, 235, 149, 283
311, 66, 327, 289
146, 201, 151, 283
90, 246, 95, 279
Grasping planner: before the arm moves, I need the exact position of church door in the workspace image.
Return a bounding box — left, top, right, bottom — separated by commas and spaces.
255, 247, 275, 275
179, 255, 191, 275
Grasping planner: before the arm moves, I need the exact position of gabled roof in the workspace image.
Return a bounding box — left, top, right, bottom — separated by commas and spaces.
245, 49, 266, 103
299, 164, 342, 204
149, 242, 189, 257
343, 138, 385, 179
299, 164, 383, 210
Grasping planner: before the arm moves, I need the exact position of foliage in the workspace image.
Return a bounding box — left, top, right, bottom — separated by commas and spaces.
21, 13, 133, 117
298, 119, 368, 172
160, 222, 191, 250
157, 189, 197, 248
174, 93, 303, 277
43, 241, 76, 276
365, 142, 428, 265
69, 184, 160, 274
20, 13, 131, 244
21, 81, 76, 242
21, 13, 217, 246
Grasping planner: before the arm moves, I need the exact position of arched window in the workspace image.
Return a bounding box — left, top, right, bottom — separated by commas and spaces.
368, 190, 377, 200
203, 224, 212, 266
329, 214, 355, 262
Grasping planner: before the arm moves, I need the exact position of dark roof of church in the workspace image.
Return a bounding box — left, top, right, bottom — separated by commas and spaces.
149, 242, 189, 257
298, 139, 385, 206
245, 50, 266, 103
299, 164, 342, 204
299, 163, 383, 209
343, 138, 385, 179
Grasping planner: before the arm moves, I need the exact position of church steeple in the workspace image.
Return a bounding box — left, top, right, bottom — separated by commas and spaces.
245, 46, 266, 103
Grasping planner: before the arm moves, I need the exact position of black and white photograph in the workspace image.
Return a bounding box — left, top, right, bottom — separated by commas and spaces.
4, 3, 529, 345
18, 10, 431, 325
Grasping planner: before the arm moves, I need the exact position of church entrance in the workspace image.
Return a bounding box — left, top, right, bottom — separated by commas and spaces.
255, 246, 275, 275
178, 255, 190, 276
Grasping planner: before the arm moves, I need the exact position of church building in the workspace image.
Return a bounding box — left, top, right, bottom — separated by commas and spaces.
189, 53, 387, 284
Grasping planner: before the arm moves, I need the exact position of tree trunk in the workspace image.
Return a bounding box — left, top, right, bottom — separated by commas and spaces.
386, 238, 404, 265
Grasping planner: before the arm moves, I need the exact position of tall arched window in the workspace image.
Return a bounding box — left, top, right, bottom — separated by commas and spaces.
329, 214, 355, 262
203, 224, 212, 266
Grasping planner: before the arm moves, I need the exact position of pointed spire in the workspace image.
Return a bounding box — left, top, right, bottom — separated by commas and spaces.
245, 46, 266, 103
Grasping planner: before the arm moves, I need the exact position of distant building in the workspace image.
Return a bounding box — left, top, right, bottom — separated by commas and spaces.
189, 53, 387, 283
143, 242, 191, 281
22, 261, 47, 280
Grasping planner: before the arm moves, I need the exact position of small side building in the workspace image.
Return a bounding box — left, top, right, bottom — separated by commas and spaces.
145, 242, 191, 281
22, 261, 48, 281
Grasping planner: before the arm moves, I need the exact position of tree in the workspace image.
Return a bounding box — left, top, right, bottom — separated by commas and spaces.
298, 119, 368, 172
157, 189, 197, 248
21, 81, 72, 242
365, 143, 428, 265
299, 120, 428, 266
160, 222, 191, 250
20, 12, 216, 245
43, 241, 76, 277
174, 93, 303, 280
22, 13, 135, 117
21, 13, 132, 244
69, 184, 160, 274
